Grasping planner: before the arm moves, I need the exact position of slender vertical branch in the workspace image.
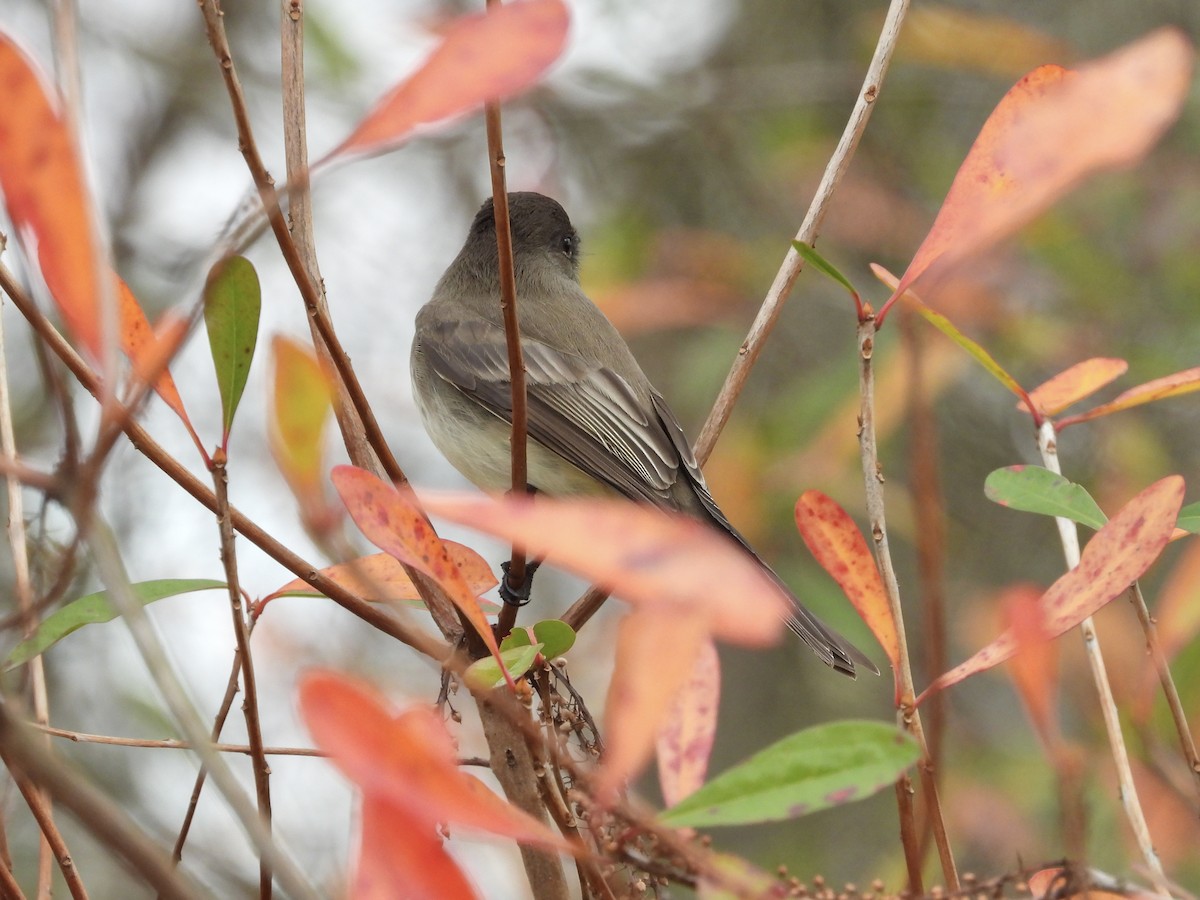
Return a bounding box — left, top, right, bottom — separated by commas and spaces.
1036, 421, 1171, 897
857, 318, 958, 891
694, 0, 911, 465
210, 452, 272, 899
483, 98, 530, 639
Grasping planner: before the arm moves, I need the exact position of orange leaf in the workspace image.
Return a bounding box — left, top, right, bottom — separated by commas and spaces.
1001, 583, 1059, 744
599, 610, 707, 798
264, 549, 498, 610
1019, 357, 1129, 417
1057, 366, 1200, 428
356, 798, 476, 900
299, 670, 569, 850
420, 492, 788, 646
119, 279, 199, 441
919, 475, 1184, 704
270, 337, 334, 526
884, 28, 1193, 310
794, 491, 898, 670
330, 468, 507, 677
656, 636, 720, 808
0, 34, 103, 357
330, 0, 569, 161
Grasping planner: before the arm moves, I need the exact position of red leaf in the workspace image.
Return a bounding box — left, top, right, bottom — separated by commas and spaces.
119, 279, 200, 443
330, 0, 569, 161
656, 636, 720, 808
883, 28, 1193, 312
330, 468, 508, 682
0, 33, 103, 357
919, 476, 1184, 704
420, 492, 788, 646
299, 670, 569, 850
599, 610, 707, 798
1019, 357, 1129, 417
1000, 583, 1059, 743
356, 798, 476, 900
795, 491, 898, 670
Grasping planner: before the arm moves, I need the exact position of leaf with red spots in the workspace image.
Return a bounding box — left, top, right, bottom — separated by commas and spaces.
919, 476, 1184, 704
658, 720, 918, 828
261, 549, 499, 613
595, 610, 708, 799
328, 0, 569, 162
656, 636, 720, 808
420, 492, 788, 645
880, 29, 1193, 318
1019, 357, 1128, 417
795, 491, 898, 670
331, 468, 507, 679
1057, 366, 1200, 429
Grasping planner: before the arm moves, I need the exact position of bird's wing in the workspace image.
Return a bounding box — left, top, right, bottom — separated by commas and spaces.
421, 316, 682, 505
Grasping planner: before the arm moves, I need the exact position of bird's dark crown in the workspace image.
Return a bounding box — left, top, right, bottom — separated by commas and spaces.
469, 192, 580, 266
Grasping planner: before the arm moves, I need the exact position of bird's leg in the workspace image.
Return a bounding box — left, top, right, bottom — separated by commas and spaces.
499, 558, 542, 607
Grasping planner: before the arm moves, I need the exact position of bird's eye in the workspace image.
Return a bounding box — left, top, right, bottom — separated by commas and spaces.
561, 234, 576, 255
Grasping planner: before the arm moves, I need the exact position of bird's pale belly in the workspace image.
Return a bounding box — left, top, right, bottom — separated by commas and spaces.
415, 382, 614, 498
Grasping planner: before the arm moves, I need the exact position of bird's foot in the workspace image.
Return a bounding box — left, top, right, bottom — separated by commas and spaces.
499, 559, 541, 607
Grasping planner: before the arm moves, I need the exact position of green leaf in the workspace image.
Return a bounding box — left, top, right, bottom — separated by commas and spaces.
984, 466, 1107, 531
464, 643, 543, 690
530, 619, 575, 659
1176, 501, 1200, 535
792, 241, 858, 297
658, 720, 918, 828
910, 299, 1028, 403
4, 579, 227, 671
204, 256, 261, 439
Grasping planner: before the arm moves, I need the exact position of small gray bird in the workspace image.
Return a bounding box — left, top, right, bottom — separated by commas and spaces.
411, 192, 875, 677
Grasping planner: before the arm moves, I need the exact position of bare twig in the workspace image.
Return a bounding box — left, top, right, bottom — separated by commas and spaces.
172, 631, 254, 863
195, 0, 405, 490
0, 700, 202, 900
484, 99, 530, 641
857, 317, 957, 891
1036, 421, 1171, 897
694, 0, 912, 465
210, 453, 272, 899
35, 724, 324, 758
1124, 583, 1200, 804
0, 276, 80, 899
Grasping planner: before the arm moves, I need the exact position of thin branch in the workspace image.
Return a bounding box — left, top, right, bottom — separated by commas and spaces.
210, 454, 272, 899
0, 700, 202, 900
0, 280, 79, 899
195, 0, 405, 489
1124, 583, 1200, 803
35, 724, 324, 758
1036, 421, 1171, 897
694, 0, 911, 465
483, 99, 530, 640
171, 640, 249, 862
857, 318, 957, 891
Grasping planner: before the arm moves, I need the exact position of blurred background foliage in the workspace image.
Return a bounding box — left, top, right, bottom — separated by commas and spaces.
0, 0, 1197, 895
